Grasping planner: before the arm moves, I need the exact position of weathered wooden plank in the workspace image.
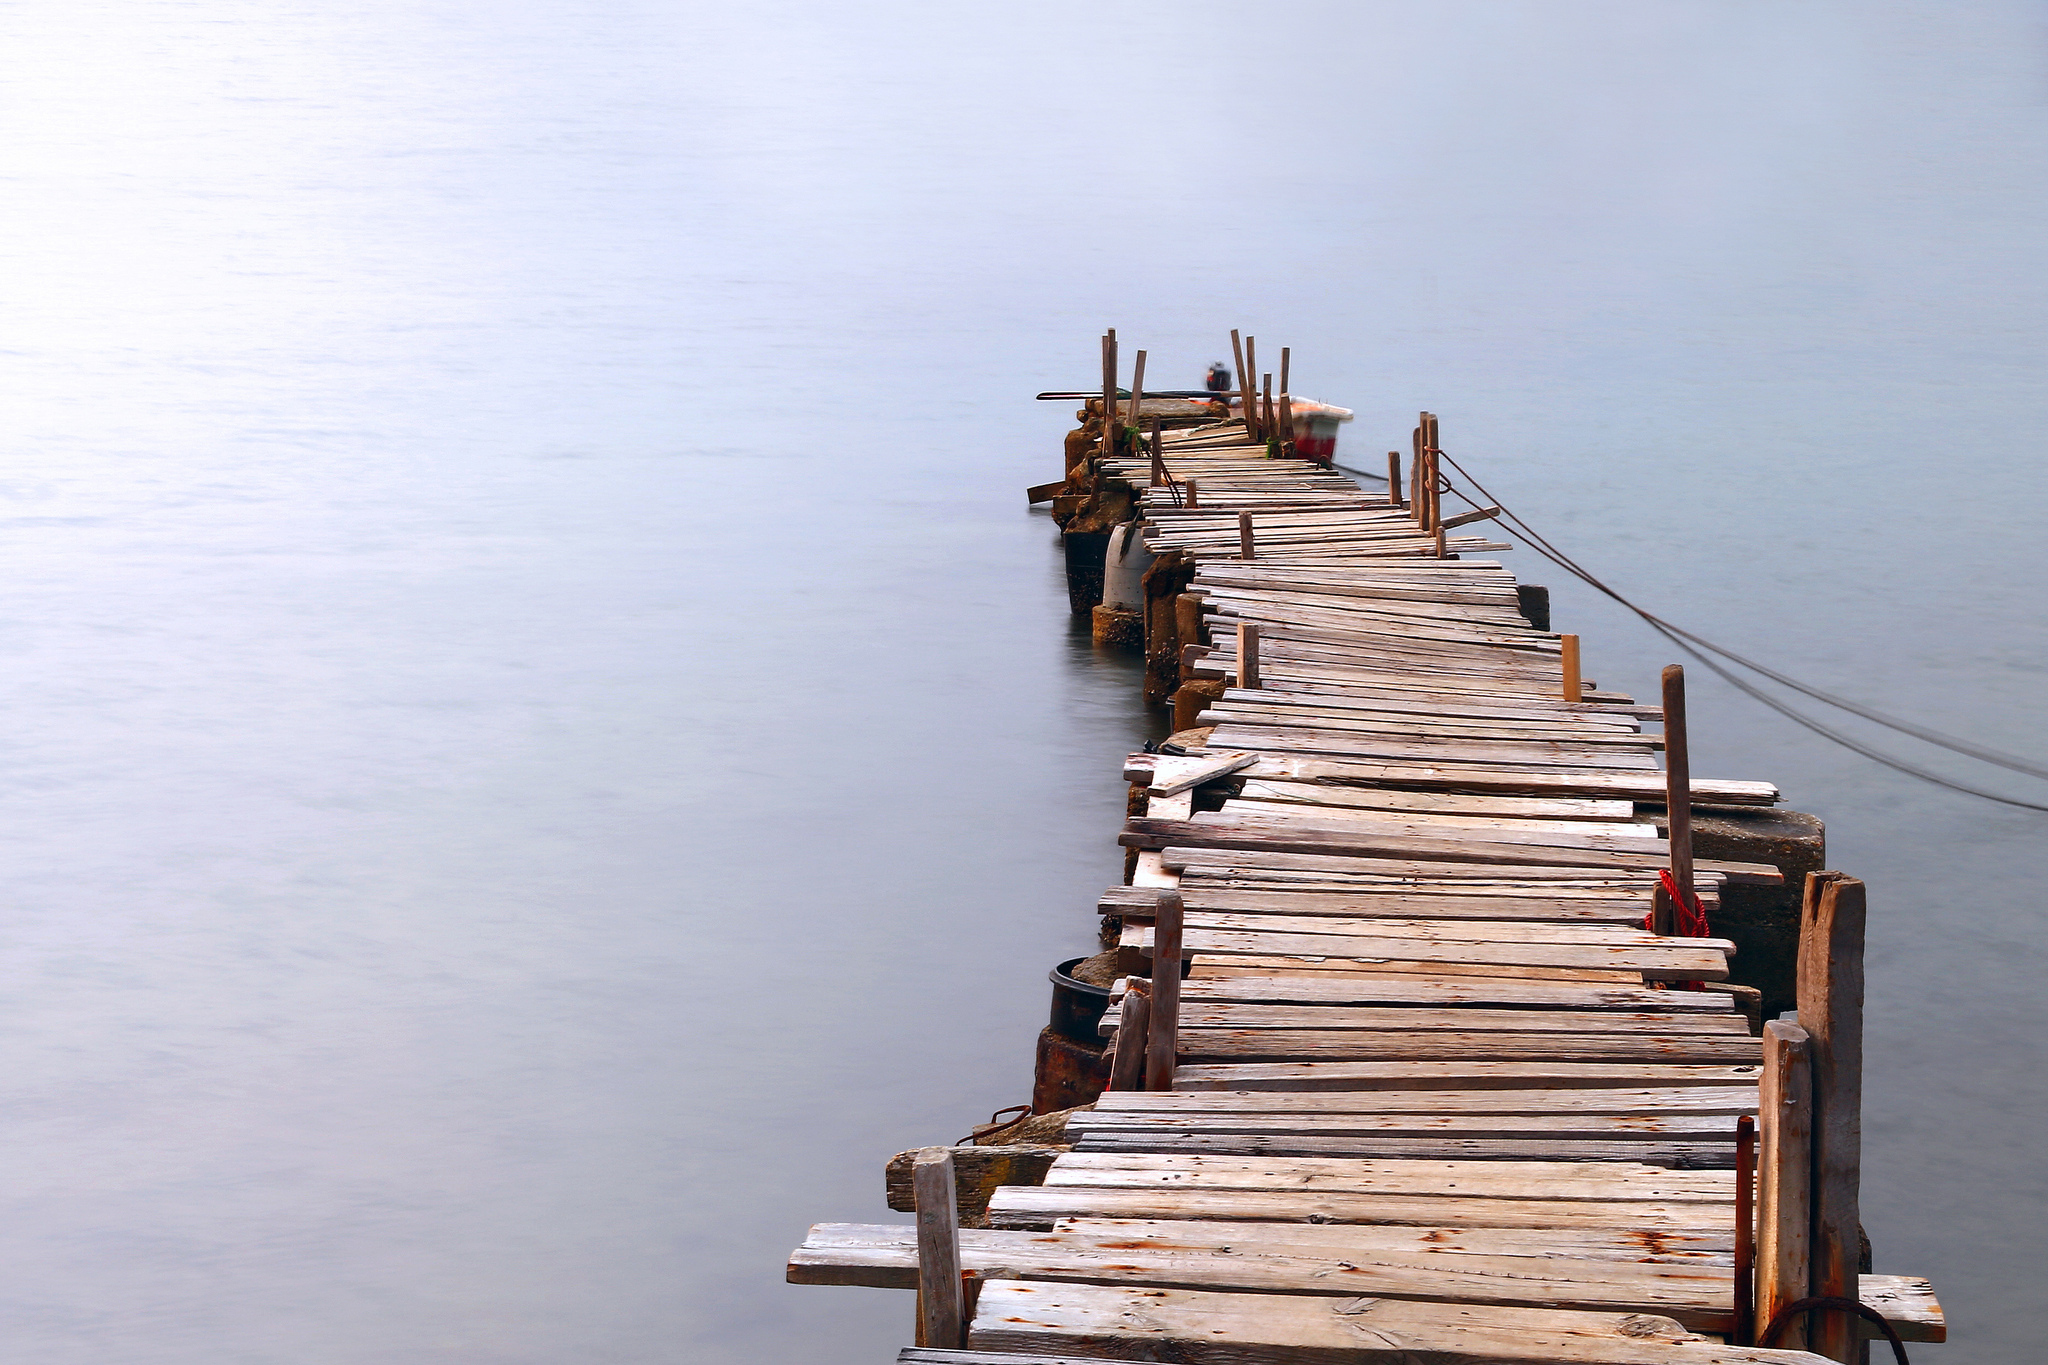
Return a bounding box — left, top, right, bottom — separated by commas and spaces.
1168, 973, 1735, 1012
1067, 1132, 1742, 1167
1234, 753, 1778, 805
793, 1223, 1742, 1332
965, 1281, 1841, 1363
1042, 1150, 1740, 1198
1142, 1004, 1751, 1035
1124, 923, 1732, 980
985, 1183, 1739, 1232
1170, 1060, 1762, 1092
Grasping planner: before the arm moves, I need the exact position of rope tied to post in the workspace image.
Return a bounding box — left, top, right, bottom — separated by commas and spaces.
1651, 867, 1712, 937
1757, 1296, 1909, 1365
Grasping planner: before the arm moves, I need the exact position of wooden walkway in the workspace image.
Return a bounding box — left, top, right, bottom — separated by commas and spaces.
788, 398, 1944, 1363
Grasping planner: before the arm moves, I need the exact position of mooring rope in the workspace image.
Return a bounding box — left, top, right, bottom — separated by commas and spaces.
1394, 449, 2048, 813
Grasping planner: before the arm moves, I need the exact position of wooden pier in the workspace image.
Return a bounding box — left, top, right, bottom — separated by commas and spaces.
787, 347, 1944, 1364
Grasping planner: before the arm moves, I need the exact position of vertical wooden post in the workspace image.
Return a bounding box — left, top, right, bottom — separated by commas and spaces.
1128, 349, 1147, 432
1799, 873, 1865, 1363
1734, 1114, 1757, 1346
1428, 414, 1442, 531
1229, 331, 1249, 434
1107, 983, 1150, 1091
1425, 413, 1441, 532
1278, 347, 1293, 446
1433, 527, 1447, 558
1560, 635, 1583, 703
1409, 425, 1423, 519
1757, 1020, 1814, 1352
1242, 337, 1260, 440
1262, 374, 1275, 446
1174, 593, 1205, 657
912, 1148, 966, 1348
1149, 419, 1166, 487
1238, 511, 1255, 560
1185, 479, 1199, 509
1237, 622, 1261, 690
1101, 332, 1117, 456
1387, 452, 1404, 508
1144, 892, 1184, 1091
1662, 665, 1694, 916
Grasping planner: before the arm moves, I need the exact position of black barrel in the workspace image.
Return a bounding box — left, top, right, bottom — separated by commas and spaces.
1048, 957, 1113, 1043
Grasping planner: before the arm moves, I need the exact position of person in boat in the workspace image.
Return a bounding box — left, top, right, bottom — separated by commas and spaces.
1204, 362, 1231, 392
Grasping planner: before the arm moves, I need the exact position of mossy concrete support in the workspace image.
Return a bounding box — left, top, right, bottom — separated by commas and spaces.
1644, 805, 1825, 1021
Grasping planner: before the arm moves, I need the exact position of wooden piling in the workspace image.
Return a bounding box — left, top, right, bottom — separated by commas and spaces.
1100, 332, 1117, 455
1560, 634, 1583, 703
1128, 349, 1147, 431
1663, 665, 1694, 918
1243, 337, 1260, 440
1262, 374, 1275, 447
1174, 594, 1204, 660
1799, 873, 1865, 1363
1758, 1020, 1814, 1351
1410, 425, 1423, 519
1387, 451, 1404, 508
1143, 892, 1183, 1092
1278, 348, 1293, 446
1734, 1114, 1757, 1346
1107, 983, 1150, 1092
1237, 621, 1260, 690
912, 1148, 966, 1348
1228, 331, 1249, 435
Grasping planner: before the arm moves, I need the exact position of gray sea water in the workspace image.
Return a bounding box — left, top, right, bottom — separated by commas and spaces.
1, 3, 2042, 1361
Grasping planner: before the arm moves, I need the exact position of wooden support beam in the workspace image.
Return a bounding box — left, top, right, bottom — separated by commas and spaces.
1144, 893, 1184, 1091
1734, 1113, 1756, 1345
912, 1148, 965, 1349
1439, 504, 1502, 529
1757, 1019, 1813, 1351
1799, 873, 1865, 1362
1229, 330, 1251, 439
1663, 665, 1693, 906
1107, 983, 1150, 1091
1243, 336, 1260, 440
1237, 622, 1260, 691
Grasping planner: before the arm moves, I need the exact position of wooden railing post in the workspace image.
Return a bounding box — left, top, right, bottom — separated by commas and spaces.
1106, 982, 1150, 1091
1237, 622, 1260, 690
1128, 349, 1146, 431
1662, 665, 1693, 911
912, 1147, 966, 1348
1144, 891, 1184, 1092
1387, 451, 1404, 508
1799, 873, 1865, 1362
1757, 1019, 1814, 1350
1560, 635, 1583, 703
1243, 337, 1260, 440
1734, 1114, 1756, 1345
1238, 511, 1255, 560
1100, 330, 1117, 455
1229, 330, 1250, 436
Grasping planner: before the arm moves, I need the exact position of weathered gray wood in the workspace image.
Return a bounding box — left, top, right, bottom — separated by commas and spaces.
1796, 875, 1864, 1362
966, 1280, 1843, 1364
1145, 893, 1184, 1091
1756, 1021, 1812, 1351
987, 1182, 1739, 1231
1106, 983, 1148, 1091
1171, 1059, 1762, 1092
914, 1148, 966, 1348
1088, 1087, 1760, 1119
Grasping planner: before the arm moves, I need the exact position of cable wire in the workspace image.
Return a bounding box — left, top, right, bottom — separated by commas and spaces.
1413, 448, 2048, 813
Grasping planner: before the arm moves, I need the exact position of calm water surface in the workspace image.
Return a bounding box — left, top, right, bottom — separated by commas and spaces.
1, 3, 2042, 1361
